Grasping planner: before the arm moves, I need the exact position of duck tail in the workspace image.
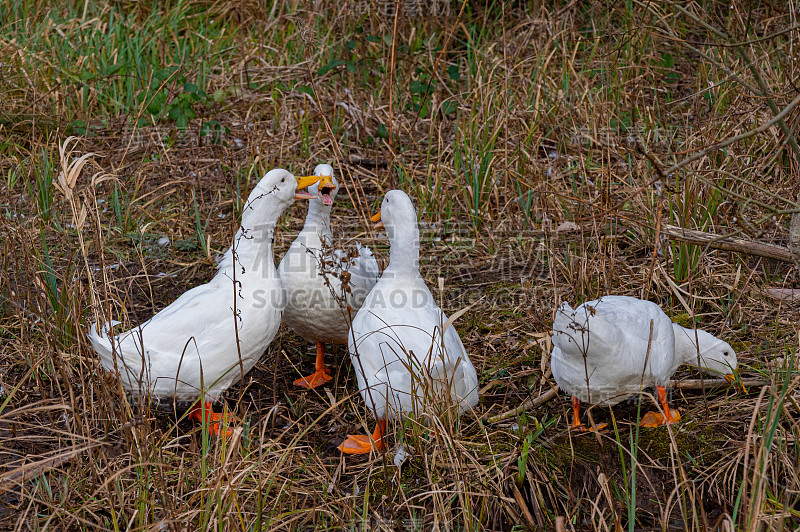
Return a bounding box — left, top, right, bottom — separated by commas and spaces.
355, 242, 379, 273
349, 242, 380, 291
355, 241, 371, 257
88, 320, 121, 371
454, 358, 480, 411
430, 356, 479, 413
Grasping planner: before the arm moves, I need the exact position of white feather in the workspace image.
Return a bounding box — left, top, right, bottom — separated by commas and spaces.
279, 164, 379, 345
89, 169, 301, 402
348, 190, 479, 421
550, 295, 738, 405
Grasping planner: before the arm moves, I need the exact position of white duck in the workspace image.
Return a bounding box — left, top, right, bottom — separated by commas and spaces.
89, 169, 319, 435
551, 295, 739, 429
340, 190, 479, 454
278, 164, 380, 389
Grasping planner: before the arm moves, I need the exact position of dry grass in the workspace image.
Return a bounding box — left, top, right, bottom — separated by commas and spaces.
1, 0, 800, 529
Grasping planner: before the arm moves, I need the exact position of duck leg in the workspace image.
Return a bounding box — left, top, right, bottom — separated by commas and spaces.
640, 386, 681, 427
571, 396, 607, 432
338, 419, 386, 455
189, 401, 238, 437
571, 396, 582, 428
294, 341, 333, 389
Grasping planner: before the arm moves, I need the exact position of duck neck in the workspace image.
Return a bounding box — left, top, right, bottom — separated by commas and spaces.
386, 221, 420, 277
302, 200, 333, 244
673, 323, 701, 367
219, 195, 283, 275
233, 222, 276, 274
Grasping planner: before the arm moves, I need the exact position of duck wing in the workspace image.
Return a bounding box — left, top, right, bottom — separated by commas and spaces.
90, 275, 260, 399
349, 284, 477, 417
551, 296, 676, 404
339, 242, 379, 305
435, 323, 479, 412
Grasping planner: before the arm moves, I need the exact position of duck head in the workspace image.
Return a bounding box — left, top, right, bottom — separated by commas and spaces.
373, 190, 418, 238
674, 325, 743, 390
308, 163, 338, 206
243, 168, 319, 226
372, 190, 420, 273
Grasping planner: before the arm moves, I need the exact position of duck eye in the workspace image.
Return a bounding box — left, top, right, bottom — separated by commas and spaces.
281, 177, 285, 183
723, 351, 729, 357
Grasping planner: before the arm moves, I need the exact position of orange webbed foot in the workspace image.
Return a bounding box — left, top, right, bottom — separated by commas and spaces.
338, 421, 386, 455
575, 423, 608, 432
640, 409, 681, 428
294, 369, 333, 389
206, 412, 239, 437
189, 402, 238, 437
295, 342, 333, 389
338, 434, 385, 455
569, 397, 606, 432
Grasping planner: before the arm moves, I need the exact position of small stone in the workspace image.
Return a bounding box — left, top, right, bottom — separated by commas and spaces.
393, 445, 408, 468
157, 237, 170, 247
556, 221, 580, 232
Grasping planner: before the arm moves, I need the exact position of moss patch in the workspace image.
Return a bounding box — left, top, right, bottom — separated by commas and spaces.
535, 417, 731, 473
670, 312, 696, 328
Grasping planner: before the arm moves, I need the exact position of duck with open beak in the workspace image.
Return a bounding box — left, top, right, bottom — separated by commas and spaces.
278, 164, 381, 390
316, 174, 336, 205
295, 175, 321, 199
371, 210, 383, 228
